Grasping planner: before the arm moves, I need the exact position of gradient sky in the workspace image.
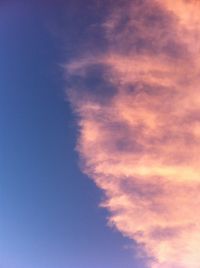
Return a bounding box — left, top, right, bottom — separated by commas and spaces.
2, 1, 200, 268
0, 1, 145, 268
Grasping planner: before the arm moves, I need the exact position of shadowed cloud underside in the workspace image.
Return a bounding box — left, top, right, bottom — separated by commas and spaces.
66, 0, 200, 267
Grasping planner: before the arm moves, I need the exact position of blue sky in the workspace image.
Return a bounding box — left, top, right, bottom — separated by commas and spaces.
0, 2, 146, 268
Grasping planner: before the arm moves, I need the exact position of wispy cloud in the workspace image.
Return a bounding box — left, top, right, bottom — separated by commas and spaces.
66, 0, 200, 267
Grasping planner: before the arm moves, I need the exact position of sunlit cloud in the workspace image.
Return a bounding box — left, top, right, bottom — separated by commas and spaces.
66, 0, 200, 267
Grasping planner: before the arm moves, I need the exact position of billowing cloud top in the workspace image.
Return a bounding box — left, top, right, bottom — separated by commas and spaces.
66, 0, 200, 267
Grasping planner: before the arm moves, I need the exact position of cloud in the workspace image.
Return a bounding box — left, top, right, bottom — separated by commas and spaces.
66, 0, 200, 267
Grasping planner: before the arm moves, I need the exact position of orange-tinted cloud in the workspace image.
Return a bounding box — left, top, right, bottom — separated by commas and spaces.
66, 0, 200, 267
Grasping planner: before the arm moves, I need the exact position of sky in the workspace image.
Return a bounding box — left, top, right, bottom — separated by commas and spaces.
1, 1, 200, 268
0, 1, 144, 268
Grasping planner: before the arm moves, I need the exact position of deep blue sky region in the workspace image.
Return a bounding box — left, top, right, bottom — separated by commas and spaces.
0, 1, 145, 268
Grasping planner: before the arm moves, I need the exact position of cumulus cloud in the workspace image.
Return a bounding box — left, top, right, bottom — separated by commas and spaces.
66, 0, 200, 267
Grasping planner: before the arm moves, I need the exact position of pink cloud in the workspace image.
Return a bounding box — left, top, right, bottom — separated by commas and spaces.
66, 1, 200, 267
